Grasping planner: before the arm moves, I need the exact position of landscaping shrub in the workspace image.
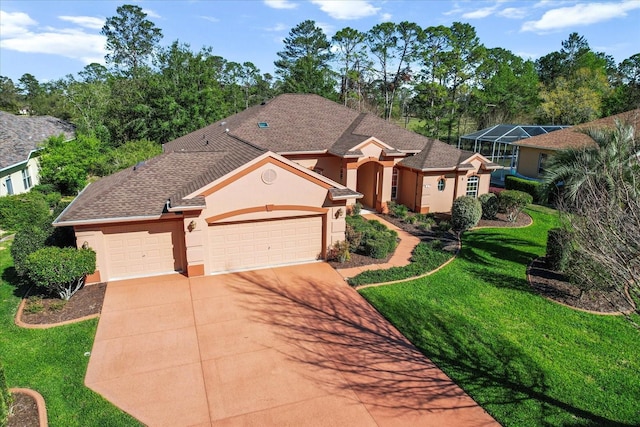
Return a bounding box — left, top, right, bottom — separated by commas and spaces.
498, 190, 533, 222
350, 202, 362, 216
24, 247, 96, 300
345, 216, 397, 259
32, 184, 62, 208
505, 175, 542, 203
10, 226, 51, 277
348, 241, 453, 286
388, 201, 408, 219
451, 196, 482, 231
406, 215, 418, 224
435, 220, 451, 233
546, 228, 573, 272
0, 360, 11, 427
327, 240, 350, 263
0, 192, 50, 232
479, 193, 499, 220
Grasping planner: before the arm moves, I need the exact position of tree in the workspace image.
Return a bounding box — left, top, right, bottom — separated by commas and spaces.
542, 121, 640, 324
274, 20, 336, 98
101, 4, 163, 73
332, 27, 367, 107
0, 76, 20, 112
38, 134, 107, 194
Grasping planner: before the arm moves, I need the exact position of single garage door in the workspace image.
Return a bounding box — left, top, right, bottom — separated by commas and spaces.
104, 222, 183, 280
208, 215, 323, 273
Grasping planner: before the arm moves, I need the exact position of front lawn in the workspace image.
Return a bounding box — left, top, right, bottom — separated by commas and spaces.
0, 240, 140, 426
360, 205, 640, 426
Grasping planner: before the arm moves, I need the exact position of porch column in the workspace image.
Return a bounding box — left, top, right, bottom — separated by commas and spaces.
376, 162, 394, 213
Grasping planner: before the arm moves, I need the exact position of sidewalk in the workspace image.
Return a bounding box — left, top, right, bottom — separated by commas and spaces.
336, 214, 420, 280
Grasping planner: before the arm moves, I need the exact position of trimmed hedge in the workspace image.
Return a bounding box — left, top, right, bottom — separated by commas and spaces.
24, 247, 96, 300
505, 175, 542, 203
0, 192, 50, 232
348, 241, 453, 286
479, 193, 499, 220
345, 215, 398, 259
498, 190, 533, 222
546, 228, 573, 272
451, 196, 482, 231
10, 226, 51, 277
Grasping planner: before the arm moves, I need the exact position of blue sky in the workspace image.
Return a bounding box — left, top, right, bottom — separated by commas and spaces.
1, 0, 639, 83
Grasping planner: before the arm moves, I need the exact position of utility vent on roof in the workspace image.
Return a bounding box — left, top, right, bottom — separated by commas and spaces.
258, 122, 269, 128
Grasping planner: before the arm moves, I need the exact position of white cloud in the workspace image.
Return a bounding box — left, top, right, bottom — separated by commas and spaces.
265, 23, 288, 32
311, 0, 379, 20
200, 16, 220, 23
316, 22, 335, 36
463, 5, 499, 19
498, 7, 527, 20
264, 0, 298, 10
0, 10, 106, 65
58, 16, 104, 30
142, 8, 161, 19
380, 12, 392, 22
522, 0, 640, 33
0, 10, 38, 38
1, 28, 106, 65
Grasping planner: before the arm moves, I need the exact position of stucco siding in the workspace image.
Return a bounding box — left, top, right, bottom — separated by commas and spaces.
517, 147, 555, 178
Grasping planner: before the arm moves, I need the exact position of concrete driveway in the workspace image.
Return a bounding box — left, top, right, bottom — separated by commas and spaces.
85, 263, 497, 427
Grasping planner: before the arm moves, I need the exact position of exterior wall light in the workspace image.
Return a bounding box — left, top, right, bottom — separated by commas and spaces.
188, 220, 197, 232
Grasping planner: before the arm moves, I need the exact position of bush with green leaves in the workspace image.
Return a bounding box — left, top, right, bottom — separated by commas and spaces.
451, 196, 482, 231
350, 202, 362, 216
345, 215, 397, 259
498, 190, 533, 222
10, 226, 51, 277
348, 240, 453, 286
0, 191, 50, 232
24, 247, 96, 300
478, 192, 499, 220
327, 240, 350, 263
546, 228, 573, 272
388, 201, 409, 219
0, 360, 11, 427
505, 175, 542, 203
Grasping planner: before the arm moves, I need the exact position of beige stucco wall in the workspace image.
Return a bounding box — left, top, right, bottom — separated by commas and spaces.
286, 155, 342, 183
421, 172, 457, 213
396, 168, 418, 211
0, 158, 40, 197
187, 158, 346, 274
517, 147, 555, 178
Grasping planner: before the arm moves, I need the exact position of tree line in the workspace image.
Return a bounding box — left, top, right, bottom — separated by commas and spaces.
1, 4, 638, 148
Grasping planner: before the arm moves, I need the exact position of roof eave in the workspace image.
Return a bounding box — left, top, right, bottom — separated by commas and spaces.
54, 214, 165, 227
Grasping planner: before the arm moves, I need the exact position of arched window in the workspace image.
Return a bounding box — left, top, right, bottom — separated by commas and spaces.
437, 177, 446, 192
466, 175, 479, 197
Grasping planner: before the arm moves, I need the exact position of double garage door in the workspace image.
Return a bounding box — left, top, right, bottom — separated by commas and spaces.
208, 215, 323, 273
104, 222, 183, 280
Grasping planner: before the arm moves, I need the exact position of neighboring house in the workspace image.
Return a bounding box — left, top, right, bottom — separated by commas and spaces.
0, 111, 75, 196
54, 94, 499, 282
513, 109, 640, 179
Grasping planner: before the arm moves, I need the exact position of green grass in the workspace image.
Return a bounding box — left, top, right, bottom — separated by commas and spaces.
348, 241, 453, 286
0, 240, 141, 426
360, 205, 640, 427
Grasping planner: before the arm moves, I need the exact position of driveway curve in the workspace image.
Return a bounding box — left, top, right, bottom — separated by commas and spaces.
86, 263, 497, 427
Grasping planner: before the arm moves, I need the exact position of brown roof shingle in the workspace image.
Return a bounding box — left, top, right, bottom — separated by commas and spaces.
0, 112, 75, 170
514, 109, 640, 151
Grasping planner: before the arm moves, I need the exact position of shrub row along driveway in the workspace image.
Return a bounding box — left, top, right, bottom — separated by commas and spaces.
86, 263, 497, 426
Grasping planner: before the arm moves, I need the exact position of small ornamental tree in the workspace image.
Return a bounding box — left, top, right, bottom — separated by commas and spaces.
478, 192, 499, 220
451, 196, 482, 231
24, 247, 96, 300
498, 190, 533, 222
546, 228, 573, 272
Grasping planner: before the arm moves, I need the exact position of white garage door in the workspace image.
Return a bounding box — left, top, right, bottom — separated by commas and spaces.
104, 222, 182, 280
208, 216, 323, 273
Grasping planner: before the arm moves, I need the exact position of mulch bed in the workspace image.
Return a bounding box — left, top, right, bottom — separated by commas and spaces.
7, 392, 39, 427
528, 257, 635, 314
327, 252, 392, 269
21, 283, 106, 325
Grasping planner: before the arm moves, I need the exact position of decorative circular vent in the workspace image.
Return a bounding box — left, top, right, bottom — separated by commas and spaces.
261, 168, 277, 184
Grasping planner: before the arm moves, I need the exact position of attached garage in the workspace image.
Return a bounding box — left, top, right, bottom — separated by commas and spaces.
207, 215, 323, 273
102, 221, 185, 280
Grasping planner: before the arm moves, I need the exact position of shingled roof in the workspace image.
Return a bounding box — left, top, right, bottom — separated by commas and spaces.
164, 94, 440, 157
514, 109, 640, 151
56, 137, 265, 224
0, 111, 75, 170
